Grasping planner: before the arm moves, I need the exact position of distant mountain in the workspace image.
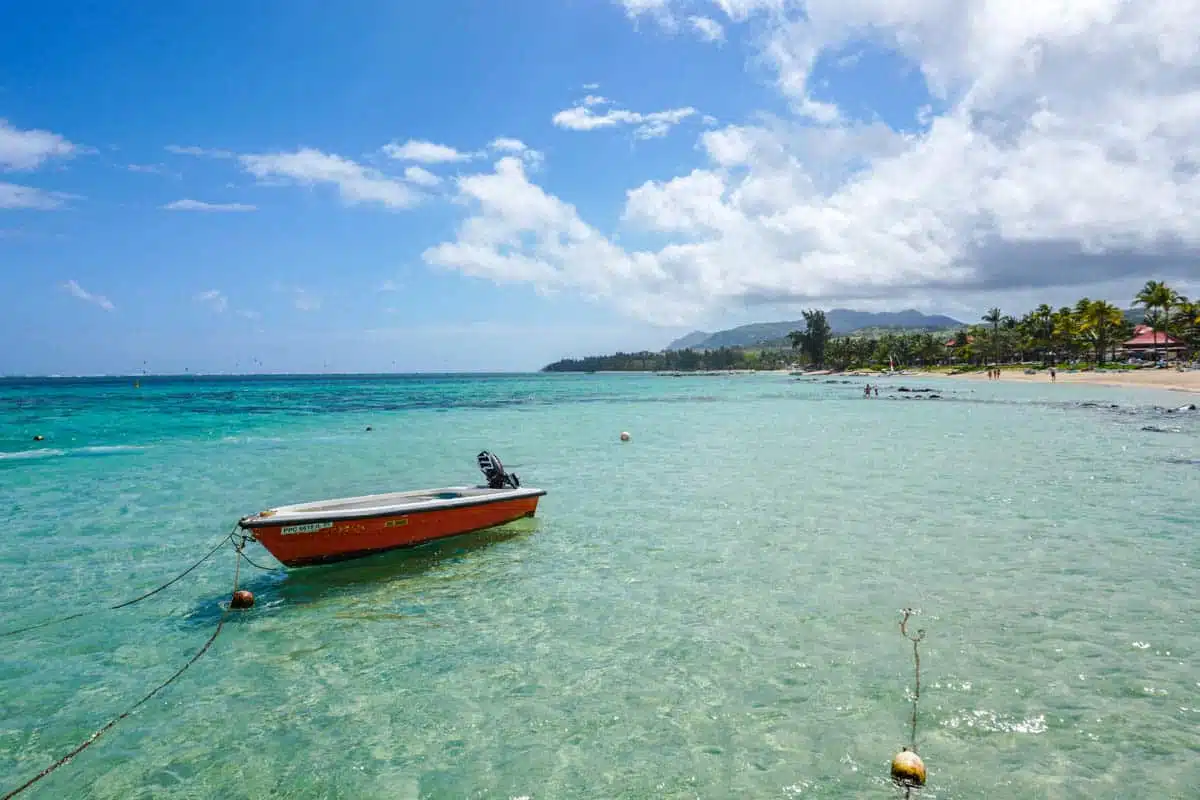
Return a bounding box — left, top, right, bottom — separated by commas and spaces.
665, 309, 964, 351
1122, 307, 1149, 325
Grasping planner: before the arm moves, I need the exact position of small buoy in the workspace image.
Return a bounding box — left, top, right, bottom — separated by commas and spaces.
620, 431, 631, 442
365, 426, 373, 432
890, 748, 926, 787
33, 435, 44, 442
230, 589, 255, 610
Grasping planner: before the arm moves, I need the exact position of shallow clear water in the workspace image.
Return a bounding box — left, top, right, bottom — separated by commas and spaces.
1, 373, 1197, 799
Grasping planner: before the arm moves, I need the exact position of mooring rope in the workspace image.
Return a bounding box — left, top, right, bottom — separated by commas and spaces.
1, 547, 248, 799
899, 608, 925, 752
2, 525, 242, 638
231, 533, 278, 573
898, 608, 927, 798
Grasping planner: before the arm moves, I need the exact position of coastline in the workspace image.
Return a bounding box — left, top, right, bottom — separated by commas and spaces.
903, 368, 1200, 394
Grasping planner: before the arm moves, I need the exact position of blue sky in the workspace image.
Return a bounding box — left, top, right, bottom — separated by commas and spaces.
2, 0, 1196, 374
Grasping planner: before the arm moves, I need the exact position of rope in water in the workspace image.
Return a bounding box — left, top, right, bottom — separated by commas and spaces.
0, 525, 276, 639
900, 608, 925, 751
231, 533, 278, 573
1, 544, 252, 799
898, 608, 926, 798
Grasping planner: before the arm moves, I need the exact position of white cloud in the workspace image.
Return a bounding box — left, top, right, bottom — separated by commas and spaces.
236, 309, 262, 320
382, 139, 473, 164
127, 163, 175, 176
689, 16, 725, 42
0, 120, 77, 171
165, 145, 233, 159
403, 165, 441, 187
621, 0, 672, 15
240, 148, 417, 210
378, 279, 402, 292
582, 82, 601, 90
487, 137, 545, 167
0, 182, 73, 210
195, 289, 229, 312
422, 157, 700, 323
62, 280, 114, 311
553, 101, 698, 139
490, 137, 527, 152
163, 199, 257, 212
420, 0, 1200, 325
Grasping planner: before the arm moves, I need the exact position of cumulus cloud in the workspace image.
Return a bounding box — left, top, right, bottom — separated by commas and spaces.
403, 166, 441, 187
163, 199, 257, 212
553, 100, 698, 139
383, 139, 473, 164
0, 120, 77, 171
422, 0, 1200, 324
422, 157, 703, 323
488, 137, 544, 167
240, 148, 417, 210
62, 279, 114, 311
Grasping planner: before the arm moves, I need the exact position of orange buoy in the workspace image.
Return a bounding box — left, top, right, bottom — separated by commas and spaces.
890, 748, 926, 787
230, 589, 255, 610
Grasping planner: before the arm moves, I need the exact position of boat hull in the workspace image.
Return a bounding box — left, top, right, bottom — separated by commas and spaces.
241, 492, 543, 568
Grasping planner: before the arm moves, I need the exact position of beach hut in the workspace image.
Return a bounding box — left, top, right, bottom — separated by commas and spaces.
1120, 324, 1186, 360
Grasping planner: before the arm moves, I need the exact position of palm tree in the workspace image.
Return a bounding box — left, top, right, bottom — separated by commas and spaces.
1078, 300, 1124, 367
982, 307, 1002, 368
1052, 307, 1080, 364
1176, 299, 1200, 360
1135, 280, 1177, 362
1027, 304, 1055, 365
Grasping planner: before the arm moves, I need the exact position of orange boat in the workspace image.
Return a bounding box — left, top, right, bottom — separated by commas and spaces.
238, 452, 545, 567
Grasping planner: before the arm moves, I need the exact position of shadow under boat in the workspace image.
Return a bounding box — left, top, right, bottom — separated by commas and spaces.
175, 517, 539, 628
251, 517, 539, 608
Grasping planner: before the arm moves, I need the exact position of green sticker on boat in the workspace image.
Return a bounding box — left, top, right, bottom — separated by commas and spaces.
281, 522, 334, 535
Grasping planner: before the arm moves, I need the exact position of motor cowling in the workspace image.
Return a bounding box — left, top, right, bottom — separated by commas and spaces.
477, 451, 520, 489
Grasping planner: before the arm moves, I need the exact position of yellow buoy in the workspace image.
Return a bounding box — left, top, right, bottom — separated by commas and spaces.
620, 431, 631, 442
890, 748, 926, 787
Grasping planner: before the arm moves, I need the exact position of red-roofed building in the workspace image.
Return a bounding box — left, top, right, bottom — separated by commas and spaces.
1122, 324, 1186, 357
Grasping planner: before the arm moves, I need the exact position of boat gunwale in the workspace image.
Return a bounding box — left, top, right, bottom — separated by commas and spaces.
238, 485, 546, 528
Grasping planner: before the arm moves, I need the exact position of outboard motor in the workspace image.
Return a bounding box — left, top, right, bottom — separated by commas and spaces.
477, 450, 520, 489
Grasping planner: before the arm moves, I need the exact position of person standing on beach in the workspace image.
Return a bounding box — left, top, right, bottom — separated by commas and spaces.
1050, 367, 1057, 382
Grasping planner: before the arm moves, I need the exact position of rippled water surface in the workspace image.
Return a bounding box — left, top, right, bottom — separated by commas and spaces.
1, 373, 1197, 798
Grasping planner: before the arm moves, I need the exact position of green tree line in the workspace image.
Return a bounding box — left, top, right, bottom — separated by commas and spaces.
542, 346, 794, 373
542, 281, 1200, 373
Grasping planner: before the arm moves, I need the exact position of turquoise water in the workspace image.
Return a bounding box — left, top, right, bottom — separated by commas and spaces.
1, 373, 1197, 799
